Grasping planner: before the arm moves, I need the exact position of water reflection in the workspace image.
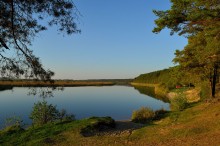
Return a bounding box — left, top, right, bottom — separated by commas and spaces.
133, 85, 170, 103
0, 86, 13, 91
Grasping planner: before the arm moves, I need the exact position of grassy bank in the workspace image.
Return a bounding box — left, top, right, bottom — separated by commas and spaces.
1, 98, 220, 145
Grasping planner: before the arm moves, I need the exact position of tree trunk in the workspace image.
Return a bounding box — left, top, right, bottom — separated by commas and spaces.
211, 65, 218, 97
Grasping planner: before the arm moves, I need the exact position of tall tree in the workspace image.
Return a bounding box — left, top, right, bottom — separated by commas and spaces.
0, 0, 80, 80
153, 0, 220, 97
153, 0, 220, 36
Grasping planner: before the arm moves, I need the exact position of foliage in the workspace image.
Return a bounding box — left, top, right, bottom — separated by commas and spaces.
133, 67, 192, 90
170, 93, 188, 111
29, 101, 59, 125
131, 107, 155, 123
153, 0, 220, 97
173, 30, 220, 97
134, 68, 171, 84
153, 0, 220, 36
0, 0, 80, 79
29, 101, 74, 126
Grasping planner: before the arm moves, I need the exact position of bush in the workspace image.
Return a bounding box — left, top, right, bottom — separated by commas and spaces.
30, 101, 59, 125
170, 93, 188, 111
29, 101, 75, 126
131, 107, 155, 123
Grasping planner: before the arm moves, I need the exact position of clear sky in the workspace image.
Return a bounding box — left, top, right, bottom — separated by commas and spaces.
32, 0, 187, 80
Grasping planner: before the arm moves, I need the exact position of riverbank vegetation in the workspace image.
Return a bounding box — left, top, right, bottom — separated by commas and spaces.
131, 107, 166, 124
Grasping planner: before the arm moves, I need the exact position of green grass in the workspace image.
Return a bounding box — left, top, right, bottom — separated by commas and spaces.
170, 87, 193, 93
0, 117, 115, 146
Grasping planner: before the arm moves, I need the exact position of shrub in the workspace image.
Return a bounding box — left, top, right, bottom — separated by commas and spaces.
29, 101, 59, 126
131, 107, 155, 123
29, 101, 75, 126
170, 93, 188, 111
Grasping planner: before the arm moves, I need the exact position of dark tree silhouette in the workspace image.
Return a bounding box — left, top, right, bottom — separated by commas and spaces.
0, 0, 80, 80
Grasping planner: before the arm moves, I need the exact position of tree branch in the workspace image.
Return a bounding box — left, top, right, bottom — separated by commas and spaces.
10, 0, 32, 61
0, 38, 10, 50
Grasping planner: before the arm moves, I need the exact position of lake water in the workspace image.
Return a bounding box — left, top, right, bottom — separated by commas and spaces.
0, 86, 169, 128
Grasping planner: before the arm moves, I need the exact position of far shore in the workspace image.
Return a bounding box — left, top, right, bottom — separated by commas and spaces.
0, 79, 132, 88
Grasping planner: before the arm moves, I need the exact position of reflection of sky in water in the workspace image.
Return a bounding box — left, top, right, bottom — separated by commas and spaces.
0, 86, 169, 128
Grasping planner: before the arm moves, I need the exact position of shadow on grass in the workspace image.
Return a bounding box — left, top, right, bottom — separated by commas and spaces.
80, 116, 153, 137
81, 120, 149, 137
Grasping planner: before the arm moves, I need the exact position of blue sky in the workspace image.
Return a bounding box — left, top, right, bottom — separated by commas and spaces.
32, 0, 187, 79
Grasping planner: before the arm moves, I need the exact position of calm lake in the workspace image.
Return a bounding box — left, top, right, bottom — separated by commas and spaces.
0, 86, 169, 128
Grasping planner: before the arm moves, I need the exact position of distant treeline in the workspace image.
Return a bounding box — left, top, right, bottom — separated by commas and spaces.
133, 67, 191, 89
134, 69, 171, 84
133, 66, 194, 90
